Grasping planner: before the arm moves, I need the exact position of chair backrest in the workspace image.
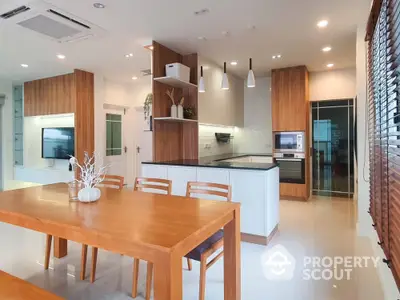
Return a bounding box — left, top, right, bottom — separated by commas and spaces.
186, 182, 232, 202
134, 177, 172, 195
99, 175, 124, 190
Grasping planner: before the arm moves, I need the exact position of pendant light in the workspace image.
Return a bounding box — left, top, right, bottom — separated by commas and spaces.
221, 62, 229, 90
199, 66, 205, 93
247, 58, 255, 88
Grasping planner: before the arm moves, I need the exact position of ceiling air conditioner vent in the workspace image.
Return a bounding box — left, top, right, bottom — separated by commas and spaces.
47, 9, 90, 30
0, 5, 30, 19
2, 1, 106, 43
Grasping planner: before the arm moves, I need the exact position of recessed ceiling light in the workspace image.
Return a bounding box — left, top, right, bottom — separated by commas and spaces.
272, 55, 282, 59
272, 56, 276, 59
125, 53, 133, 58
57, 54, 66, 59
327, 63, 334, 68
322, 46, 332, 52
317, 20, 329, 28
93, 3, 105, 8
230, 61, 238, 66
132, 76, 138, 80
277, 54, 282, 58
20, 64, 28, 68
149, 46, 154, 50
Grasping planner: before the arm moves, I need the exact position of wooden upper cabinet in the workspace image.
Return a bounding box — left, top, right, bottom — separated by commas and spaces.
24, 74, 75, 116
271, 66, 309, 131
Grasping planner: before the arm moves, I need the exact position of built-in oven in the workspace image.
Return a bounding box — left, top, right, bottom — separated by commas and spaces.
273, 153, 305, 184
273, 131, 305, 153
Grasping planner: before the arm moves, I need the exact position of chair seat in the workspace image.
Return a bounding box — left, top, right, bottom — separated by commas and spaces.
185, 229, 224, 261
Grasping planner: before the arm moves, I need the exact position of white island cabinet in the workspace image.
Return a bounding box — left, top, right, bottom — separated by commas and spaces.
141, 163, 279, 244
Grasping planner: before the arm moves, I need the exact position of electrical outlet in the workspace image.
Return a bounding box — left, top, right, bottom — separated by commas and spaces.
204, 143, 211, 149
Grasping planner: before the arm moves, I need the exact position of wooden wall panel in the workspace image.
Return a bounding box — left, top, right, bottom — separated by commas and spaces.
182, 53, 199, 160
24, 74, 75, 116
272, 66, 310, 201
271, 66, 307, 131
152, 41, 199, 161
280, 183, 308, 200
73, 69, 94, 166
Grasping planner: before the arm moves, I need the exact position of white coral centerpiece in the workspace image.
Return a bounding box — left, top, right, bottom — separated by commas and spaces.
69, 152, 108, 203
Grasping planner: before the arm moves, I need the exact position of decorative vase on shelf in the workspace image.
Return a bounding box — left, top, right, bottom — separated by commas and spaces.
171, 104, 177, 118
177, 104, 183, 119
78, 187, 101, 203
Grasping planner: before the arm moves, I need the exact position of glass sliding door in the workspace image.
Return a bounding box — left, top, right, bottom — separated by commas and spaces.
312, 99, 354, 197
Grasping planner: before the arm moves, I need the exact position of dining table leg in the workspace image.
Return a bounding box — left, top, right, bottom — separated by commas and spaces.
53, 237, 68, 258
153, 253, 182, 300
224, 208, 241, 300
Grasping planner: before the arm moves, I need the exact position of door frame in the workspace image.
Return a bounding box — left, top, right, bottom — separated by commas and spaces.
310, 99, 355, 198
103, 104, 128, 183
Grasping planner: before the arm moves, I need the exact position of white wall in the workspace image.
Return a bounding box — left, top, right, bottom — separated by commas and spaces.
94, 75, 152, 186
198, 124, 236, 157
309, 68, 356, 101
356, 23, 400, 300
198, 57, 244, 127
0, 79, 13, 190
23, 114, 74, 169
13, 113, 75, 185
235, 77, 273, 154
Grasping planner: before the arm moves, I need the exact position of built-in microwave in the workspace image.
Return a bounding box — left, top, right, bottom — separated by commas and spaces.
273, 131, 305, 153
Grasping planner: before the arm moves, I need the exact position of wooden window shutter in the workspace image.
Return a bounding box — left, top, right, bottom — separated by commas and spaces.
367, 0, 400, 287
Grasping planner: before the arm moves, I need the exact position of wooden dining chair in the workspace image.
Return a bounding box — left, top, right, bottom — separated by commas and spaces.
86, 175, 124, 282
185, 182, 231, 300
131, 177, 172, 300
44, 175, 124, 282
136, 181, 231, 300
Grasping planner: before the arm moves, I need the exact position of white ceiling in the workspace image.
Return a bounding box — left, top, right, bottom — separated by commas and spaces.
0, 0, 371, 83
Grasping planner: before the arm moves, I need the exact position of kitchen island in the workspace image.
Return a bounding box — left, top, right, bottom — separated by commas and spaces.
142, 154, 279, 245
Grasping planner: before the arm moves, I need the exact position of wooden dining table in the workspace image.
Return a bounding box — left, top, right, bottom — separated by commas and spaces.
0, 183, 241, 300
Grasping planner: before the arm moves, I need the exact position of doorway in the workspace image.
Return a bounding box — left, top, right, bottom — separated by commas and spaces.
104, 108, 127, 182
311, 99, 354, 197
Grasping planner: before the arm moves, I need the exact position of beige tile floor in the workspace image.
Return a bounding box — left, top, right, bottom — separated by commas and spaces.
0, 197, 384, 300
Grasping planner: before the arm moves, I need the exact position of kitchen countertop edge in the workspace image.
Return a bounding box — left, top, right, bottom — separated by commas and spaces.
142, 153, 278, 172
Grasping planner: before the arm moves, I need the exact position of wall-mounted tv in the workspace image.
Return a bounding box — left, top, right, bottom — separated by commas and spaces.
42, 127, 75, 159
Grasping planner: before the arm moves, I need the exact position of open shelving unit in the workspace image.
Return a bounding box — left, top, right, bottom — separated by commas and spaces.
152, 41, 199, 162
153, 117, 198, 123
153, 76, 198, 89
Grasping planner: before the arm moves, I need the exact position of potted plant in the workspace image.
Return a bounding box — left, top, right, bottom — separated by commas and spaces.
144, 93, 153, 120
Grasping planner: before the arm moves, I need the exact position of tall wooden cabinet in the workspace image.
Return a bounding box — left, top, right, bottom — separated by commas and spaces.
272, 66, 308, 131
271, 66, 310, 201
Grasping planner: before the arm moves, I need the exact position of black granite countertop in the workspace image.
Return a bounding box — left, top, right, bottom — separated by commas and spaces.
142, 153, 277, 171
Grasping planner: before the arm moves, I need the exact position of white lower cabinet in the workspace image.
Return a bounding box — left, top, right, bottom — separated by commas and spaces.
142, 163, 279, 239
196, 168, 229, 185
229, 170, 266, 236
141, 165, 168, 179
167, 166, 197, 196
